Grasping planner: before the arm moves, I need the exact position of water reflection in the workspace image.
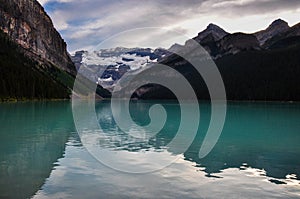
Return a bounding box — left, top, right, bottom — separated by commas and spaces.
0, 102, 74, 199
94, 100, 181, 152
187, 102, 300, 182
94, 101, 300, 181
36, 103, 300, 199
1, 100, 300, 199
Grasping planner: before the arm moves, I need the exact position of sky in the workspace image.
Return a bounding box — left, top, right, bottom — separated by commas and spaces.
37, 0, 300, 53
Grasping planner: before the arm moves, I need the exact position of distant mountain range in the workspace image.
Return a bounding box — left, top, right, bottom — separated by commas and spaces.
73, 18, 300, 101
72, 47, 168, 91
136, 19, 300, 100
168, 18, 300, 59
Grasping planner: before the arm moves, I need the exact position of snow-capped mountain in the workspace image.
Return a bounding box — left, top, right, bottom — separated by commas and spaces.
72, 47, 166, 90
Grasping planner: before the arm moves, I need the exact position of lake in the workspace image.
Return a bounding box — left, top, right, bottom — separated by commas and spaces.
0, 101, 300, 198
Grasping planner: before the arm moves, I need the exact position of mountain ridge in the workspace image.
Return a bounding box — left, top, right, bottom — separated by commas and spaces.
0, 0, 77, 100
132, 19, 300, 101
0, 0, 76, 75
254, 18, 290, 45
79, 19, 300, 101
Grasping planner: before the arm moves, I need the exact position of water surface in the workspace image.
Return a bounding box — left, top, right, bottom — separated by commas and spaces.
0, 101, 300, 198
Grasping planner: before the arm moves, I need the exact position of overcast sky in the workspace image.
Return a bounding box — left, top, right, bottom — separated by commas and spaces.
37, 0, 300, 53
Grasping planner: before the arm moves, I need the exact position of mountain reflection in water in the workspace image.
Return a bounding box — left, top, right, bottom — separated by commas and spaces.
1, 101, 300, 198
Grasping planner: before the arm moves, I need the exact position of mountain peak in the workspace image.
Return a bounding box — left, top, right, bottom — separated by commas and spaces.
168, 43, 183, 52
194, 23, 228, 43
269, 19, 289, 28
207, 23, 223, 30
255, 19, 290, 45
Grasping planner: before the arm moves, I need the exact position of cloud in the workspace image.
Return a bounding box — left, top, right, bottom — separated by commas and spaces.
38, 0, 74, 5
37, 0, 300, 52
210, 0, 300, 16
37, 0, 50, 5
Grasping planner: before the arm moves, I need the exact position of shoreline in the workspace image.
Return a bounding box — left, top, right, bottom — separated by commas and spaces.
0, 98, 70, 103
1, 98, 299, 104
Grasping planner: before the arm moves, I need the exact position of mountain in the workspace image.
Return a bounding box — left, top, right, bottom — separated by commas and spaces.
216, 33, 260, 57
72, 19, 300, 101
179, 19, 299, 58
184, 23, 229, 55
0, 0, 75, 74
182, 19, 297, 58
168, 43, 184, 52
283, 22, 300, 37
254, 19, 290, 45
263, 22, 300, 49
0, 0, 76, 101
131, 19, 300, 101
72, 47, 166, 91
196, 23, 229, 42
174, 24, 260, 58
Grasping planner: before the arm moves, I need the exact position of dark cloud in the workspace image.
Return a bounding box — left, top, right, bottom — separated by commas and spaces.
211, 0, 300, 16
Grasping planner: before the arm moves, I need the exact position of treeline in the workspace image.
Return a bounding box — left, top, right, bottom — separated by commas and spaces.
216, 40, 300, 101
136, 36, 300, 101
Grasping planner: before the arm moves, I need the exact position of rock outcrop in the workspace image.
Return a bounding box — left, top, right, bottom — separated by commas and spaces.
195, 23, 229, 42
217, 33, 260, 56
0, 0, 75, 74
0, 0, 78, 100
254, 19, 290, 45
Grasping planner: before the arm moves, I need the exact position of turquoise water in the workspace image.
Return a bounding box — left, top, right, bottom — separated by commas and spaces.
0, 101, 300, 198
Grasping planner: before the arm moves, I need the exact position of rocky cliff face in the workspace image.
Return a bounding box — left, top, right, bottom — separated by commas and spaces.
0, 0, 75, 74
184, 23, 229, 52
195, 23, 229, 42
217, 33, 260, 56
254, 19, 290, 45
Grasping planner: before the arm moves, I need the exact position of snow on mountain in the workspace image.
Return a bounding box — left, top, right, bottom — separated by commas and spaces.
82, 50, 152, 70
71, 47, 166, 90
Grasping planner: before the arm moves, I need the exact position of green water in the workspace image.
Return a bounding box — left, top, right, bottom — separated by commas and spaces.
0, 101, 300, 198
